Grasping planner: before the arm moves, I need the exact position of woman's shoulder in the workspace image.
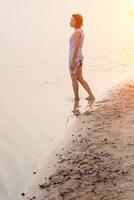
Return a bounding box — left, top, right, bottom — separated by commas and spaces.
75, 28, 84, 36
74, 28, 84, 38
73, 28, 83, 36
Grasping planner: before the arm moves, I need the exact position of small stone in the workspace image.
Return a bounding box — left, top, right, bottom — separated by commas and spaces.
63, 171, 69, 177
39, 182, 51, 189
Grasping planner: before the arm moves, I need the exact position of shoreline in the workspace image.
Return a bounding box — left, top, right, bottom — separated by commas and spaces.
22, 78, 134, 200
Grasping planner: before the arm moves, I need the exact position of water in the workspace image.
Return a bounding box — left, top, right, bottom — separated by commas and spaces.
0, 0, 134, 199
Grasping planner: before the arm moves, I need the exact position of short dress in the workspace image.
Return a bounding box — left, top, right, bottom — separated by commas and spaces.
68, 28, 84, 75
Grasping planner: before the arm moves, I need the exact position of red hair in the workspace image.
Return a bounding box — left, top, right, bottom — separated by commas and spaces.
72, 13, 83, 28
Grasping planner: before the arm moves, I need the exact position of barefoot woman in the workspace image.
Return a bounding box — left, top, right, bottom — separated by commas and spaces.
69, 13, 95, 102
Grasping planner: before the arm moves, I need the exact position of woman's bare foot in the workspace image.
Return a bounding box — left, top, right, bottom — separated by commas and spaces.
74, 98, 80, 102
85, 95, 95, 101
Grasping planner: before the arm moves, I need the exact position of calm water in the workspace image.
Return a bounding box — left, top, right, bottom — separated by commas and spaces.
0, 0, 134, 199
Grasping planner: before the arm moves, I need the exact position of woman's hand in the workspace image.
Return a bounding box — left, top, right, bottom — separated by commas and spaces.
70, 59, 75, 70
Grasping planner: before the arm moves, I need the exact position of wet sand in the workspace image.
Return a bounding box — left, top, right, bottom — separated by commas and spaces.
22, 79, 134, 200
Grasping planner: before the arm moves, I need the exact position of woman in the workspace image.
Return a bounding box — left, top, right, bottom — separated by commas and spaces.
69, 13, 95, 102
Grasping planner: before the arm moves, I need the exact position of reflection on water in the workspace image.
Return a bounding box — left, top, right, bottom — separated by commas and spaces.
0, 0, 134, 199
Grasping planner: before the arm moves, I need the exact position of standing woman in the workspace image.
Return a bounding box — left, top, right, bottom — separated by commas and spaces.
69, 13, 95, 102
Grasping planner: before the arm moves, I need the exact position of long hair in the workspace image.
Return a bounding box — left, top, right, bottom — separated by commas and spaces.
72, 13, 83, 28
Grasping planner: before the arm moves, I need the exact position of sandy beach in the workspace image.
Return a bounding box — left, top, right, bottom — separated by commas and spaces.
21, 78, 134, 200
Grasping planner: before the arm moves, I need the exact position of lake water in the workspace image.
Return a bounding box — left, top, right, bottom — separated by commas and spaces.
0, 0, 134, 199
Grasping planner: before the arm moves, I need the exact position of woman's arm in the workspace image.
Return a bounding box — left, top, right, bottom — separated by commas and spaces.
70, 31, 81, 70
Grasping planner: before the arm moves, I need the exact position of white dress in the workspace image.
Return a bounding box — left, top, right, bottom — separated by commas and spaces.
68, 28, 84, 75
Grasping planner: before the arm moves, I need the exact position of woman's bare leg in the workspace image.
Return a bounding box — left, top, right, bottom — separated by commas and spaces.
70, 73, 80, 101
77, 66, 95, 100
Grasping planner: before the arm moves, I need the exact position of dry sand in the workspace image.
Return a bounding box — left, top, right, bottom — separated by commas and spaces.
22, 79, 134, 200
